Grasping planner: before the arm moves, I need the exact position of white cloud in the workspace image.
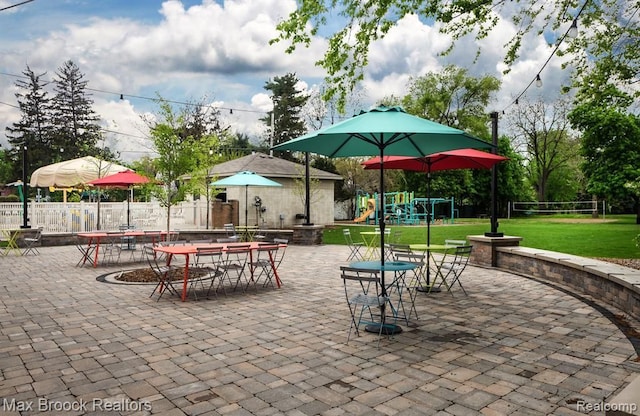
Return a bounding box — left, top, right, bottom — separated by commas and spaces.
0, 1, 581, 162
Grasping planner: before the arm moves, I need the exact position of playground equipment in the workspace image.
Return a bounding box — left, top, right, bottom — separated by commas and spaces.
354, 192, 455, 225
354, 198, 376, 222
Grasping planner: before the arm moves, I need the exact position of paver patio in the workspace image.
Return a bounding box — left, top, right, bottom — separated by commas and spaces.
0, 244, 639, 415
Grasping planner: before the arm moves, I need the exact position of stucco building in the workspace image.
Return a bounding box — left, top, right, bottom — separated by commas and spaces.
207, 153, 342, 228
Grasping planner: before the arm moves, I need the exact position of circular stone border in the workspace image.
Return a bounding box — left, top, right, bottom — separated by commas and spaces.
96, 269, 155, 285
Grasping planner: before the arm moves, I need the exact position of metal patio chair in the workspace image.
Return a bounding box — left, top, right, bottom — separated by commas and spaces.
437, 245, 472, 295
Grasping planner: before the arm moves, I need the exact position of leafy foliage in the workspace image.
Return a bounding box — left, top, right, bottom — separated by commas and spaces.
569, 98, 640, 221
401, 65, 500, 140
508, 98, 582, 202
146, 99, 198, 231
273, 0, 639, 111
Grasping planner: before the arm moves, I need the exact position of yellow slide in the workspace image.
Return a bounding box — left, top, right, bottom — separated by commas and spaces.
354, 199, 376, 223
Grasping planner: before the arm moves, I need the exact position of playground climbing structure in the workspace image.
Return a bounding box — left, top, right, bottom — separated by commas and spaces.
354, 191, 455, 225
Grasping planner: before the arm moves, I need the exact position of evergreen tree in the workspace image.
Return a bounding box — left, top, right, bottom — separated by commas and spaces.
50, 60, 103, 158
5, 66, 54, 179
261, 73, 309, 161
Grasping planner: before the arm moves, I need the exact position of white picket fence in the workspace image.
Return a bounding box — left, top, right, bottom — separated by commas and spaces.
0, 200, 212, 232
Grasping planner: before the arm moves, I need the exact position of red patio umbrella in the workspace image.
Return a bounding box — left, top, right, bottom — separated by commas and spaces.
87, 170, 151, 227
363, 148, 508, 244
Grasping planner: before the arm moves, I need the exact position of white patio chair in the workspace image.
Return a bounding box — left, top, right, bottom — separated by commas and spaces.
342, 229, 364, 261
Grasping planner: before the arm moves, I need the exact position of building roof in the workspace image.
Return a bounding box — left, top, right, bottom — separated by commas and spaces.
208, 153, 343, 181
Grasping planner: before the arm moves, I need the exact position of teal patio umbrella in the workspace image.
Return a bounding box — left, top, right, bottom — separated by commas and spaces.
211, 171, 282, 227
273, 105, 491, 333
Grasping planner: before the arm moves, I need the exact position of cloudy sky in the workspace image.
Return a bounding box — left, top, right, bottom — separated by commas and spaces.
0, 0, 573, 162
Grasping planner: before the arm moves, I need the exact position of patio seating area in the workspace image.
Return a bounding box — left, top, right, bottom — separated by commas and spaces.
0, 244, 639, 414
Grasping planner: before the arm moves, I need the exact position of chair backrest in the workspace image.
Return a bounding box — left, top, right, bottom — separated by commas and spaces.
195, 246, 223, 265
143, 245, 162, 272
393, 252, 425, 266
445, 239, 467, 247
342, 229, 356, 244
255, 244, 279, 261
271, 241, 287, 268
389, 243, 412, 258
223, 223, 237, 236
340, 266, 384, 299
451, 245, 473, 265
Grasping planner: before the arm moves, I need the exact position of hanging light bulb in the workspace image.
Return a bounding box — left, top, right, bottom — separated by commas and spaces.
536, 74, 543, 88
568, 19, 578, 38
229, 109, 233, 115
119, 94, 124, 100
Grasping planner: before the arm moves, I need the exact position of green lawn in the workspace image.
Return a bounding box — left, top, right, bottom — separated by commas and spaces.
323, 214, 640, 259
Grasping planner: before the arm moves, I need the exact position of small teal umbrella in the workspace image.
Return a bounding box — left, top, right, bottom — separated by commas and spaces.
211, 171, 282, 226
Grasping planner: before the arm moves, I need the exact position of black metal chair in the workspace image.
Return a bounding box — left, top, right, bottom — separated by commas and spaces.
144, 245, 180, 301
340, 266, 395, 347
22, 227, 43, 256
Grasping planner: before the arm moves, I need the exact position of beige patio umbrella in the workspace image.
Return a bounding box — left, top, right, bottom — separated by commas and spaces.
29, 156, 129, 188
30, 156, 130, 226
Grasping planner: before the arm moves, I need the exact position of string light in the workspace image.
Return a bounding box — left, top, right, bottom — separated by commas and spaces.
568, 19, 578, 38
0, 71, 266, 115
500, 0, 589, 114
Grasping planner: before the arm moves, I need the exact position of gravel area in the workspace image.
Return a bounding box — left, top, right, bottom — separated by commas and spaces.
596, 258, 640, 270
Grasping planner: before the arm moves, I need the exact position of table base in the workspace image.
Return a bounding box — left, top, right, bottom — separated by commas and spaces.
365, 323, 403, 335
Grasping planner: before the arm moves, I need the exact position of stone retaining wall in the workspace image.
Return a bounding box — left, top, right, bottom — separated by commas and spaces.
468, 234, 640, 322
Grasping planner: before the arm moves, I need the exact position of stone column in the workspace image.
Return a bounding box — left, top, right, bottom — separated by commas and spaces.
467, 235, 523, 267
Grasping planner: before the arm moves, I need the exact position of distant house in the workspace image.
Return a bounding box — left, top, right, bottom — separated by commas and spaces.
206, 153, 342, 228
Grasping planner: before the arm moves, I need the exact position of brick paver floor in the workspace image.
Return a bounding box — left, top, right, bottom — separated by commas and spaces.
0, 244, 639, 415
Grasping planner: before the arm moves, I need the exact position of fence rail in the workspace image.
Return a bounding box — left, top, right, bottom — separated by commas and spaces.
0, 200, 212, 232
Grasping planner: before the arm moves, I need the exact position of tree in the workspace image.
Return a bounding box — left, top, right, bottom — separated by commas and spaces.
568, 89, 640, 223
386, 66, 517, 216
50, 60, 105, 159
219, 132, 259, 156
401, 65, 500, 139
146, 98, 198, 231
261, 73, 309, 160
5, 66, 53, 180
508, 98, 582, 203
273, 0, 639, 110
333, 157, 381, 218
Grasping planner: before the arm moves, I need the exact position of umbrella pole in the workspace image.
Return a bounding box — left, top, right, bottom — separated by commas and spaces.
245, 185, 248, 227
418, 166, 440, 293
365, 148, 402, 336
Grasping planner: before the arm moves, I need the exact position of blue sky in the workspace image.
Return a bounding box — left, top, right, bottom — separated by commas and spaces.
0, 0, 572, 161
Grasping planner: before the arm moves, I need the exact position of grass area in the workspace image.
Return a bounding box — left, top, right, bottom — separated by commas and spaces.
323, 214, 640, 259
